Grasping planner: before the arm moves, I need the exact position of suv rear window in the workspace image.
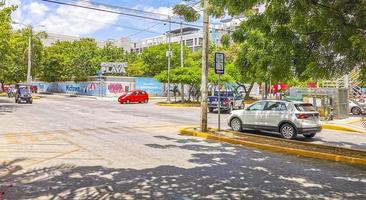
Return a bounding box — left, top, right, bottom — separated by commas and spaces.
295, 103, 315, 112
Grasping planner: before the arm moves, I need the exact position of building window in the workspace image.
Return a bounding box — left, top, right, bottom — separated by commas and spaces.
199, 38, 203, 45
186, 39, 194, 47
194, 38, 197, 45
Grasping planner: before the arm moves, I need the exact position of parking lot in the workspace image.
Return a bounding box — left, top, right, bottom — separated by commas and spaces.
1, 95, 365, 199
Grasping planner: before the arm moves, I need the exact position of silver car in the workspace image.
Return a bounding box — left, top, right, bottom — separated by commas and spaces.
228, 100, 322, 139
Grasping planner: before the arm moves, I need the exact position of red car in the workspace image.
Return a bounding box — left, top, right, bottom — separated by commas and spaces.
118, 90, 149, 104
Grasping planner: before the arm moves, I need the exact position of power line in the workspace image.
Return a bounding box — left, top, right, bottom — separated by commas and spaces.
127, 22, 165, 38
40, 0, 231, 32
75, 0, 170, 19
63, 14, 164, 35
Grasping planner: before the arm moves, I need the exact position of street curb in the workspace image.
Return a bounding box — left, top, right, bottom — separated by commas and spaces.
179, 127, 366, 165
156, 102, 200, 108
345, 118, 364, 124
322, 124, 366, 134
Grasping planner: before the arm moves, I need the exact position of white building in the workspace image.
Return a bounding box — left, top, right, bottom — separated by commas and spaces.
41, 33, 132, 53
41, 33, 80, 47
131, 27, 203, 53
97, 37, 132, 53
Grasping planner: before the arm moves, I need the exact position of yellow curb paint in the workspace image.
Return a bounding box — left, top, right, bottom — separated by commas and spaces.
156, 102, 200, 108
4, 133, 19, 144
322, 124, 366, 134
179, 128, 366, 165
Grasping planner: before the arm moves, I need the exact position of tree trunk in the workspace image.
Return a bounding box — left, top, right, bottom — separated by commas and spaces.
188, 85, 192, 102
200, 0, 209, 132
181, 84, 184, 102
244, 82, 255, 99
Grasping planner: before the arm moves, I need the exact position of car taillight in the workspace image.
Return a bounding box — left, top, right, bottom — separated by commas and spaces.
296, 113, 317, 119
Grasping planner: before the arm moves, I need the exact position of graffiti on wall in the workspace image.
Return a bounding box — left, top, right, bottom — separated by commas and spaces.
108, 83, 124, 94
66, 85, 81, 92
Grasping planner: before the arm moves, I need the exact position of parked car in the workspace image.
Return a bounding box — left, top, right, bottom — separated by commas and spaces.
227, 100, 321, 139
118, 90, 149, 104
30, 85, 38, 93
349, 100, 366, 115
208, 91, 244, 113
15, 86, 33, 104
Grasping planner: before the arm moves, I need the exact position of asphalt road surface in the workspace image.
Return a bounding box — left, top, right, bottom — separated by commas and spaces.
0, 95, 365, 199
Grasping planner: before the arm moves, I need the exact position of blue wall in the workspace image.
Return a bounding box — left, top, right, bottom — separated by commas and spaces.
33, 77, 162, 96
135, 77, 162, 96
33, 81, 106, 96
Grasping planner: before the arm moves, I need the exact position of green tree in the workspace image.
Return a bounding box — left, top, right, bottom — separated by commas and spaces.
41, 38, 100, 82
98, 42, 126, 62
7, 28, 46, 83
141, 43, 189, 76
0, 4, 15, 89
211, 0, 366, 81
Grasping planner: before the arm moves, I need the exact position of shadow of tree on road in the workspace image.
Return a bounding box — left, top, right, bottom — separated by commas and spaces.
1, 136, 366, 199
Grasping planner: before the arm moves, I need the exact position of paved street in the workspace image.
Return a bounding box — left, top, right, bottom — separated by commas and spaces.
1, 96, 365, 199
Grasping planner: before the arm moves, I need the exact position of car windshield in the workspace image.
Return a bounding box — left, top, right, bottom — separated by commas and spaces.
19, 88, 30, 94
295, 103, 315, 112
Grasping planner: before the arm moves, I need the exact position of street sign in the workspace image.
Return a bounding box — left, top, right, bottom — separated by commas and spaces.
214, 52, 225, 74
214, 52, 225, 131
166, 50, 172, 57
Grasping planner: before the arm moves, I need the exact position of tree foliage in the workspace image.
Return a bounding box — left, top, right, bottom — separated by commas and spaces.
0, 4, 16, 86
141, 43, 191, 77
211, 0, 366, 81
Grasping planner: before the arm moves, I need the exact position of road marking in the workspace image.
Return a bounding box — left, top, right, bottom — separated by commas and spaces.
23, 132, 39, 142
4, 133, 19, 144
23, 148, 80, 168
41, 132, 55, 140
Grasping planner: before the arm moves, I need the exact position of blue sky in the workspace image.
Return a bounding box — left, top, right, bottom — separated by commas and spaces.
6, 0, 204, 42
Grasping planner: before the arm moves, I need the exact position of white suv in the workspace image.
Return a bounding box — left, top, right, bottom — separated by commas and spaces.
228, 100, 321, 139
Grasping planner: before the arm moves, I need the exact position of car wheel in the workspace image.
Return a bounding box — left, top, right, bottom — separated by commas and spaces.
208, 107, 214, 113
230, 118, 242, 132
304, 133, 316, 139
280, 123, 297, 139
351, 107, 361, 115
29, 99, 33, 104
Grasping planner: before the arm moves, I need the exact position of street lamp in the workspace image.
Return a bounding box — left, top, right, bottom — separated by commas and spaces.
12, 22, 45, 88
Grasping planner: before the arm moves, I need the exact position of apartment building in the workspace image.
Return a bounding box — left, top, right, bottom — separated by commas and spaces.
131, 27, 203, 53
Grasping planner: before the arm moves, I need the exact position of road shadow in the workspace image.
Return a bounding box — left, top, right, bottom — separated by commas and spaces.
1, 135, 366, 199
0, 98, 17, 113
227, 129, 366, 150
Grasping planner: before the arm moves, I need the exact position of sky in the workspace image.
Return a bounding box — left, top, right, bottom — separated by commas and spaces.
4, 0, 207, 42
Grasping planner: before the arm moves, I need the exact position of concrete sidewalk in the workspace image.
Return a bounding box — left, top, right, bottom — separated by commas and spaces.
322, 116, 366, 134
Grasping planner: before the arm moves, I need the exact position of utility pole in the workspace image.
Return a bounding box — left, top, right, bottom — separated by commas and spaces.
27, 26, 32, 88
200, 0, 209, 132
167, 17, 172, 103
180, 22, 184, 102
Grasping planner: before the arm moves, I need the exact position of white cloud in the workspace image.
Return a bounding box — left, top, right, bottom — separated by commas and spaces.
10, 0, 120, 36
143, 6, 172, 18
4, 0, 20, 7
